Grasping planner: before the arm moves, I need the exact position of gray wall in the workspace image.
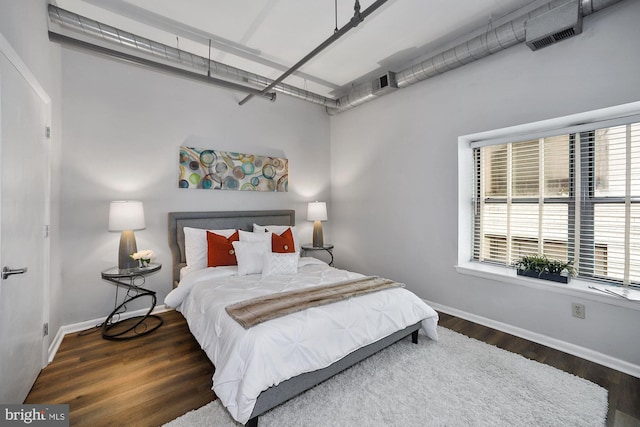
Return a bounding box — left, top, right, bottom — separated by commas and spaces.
59, 47, 331, 324
4, 0, 639, 375
329, 0, 640, 369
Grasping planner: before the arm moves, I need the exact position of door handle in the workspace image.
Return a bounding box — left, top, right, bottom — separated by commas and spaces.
2, 266, 27, 280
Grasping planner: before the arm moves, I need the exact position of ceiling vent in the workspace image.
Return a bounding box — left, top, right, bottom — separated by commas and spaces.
525, 0, 583, 51
372, 72, 398, 95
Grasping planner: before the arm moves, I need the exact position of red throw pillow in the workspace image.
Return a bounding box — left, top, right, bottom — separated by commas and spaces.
271, 228, 295, 253
207, 230, 239, 267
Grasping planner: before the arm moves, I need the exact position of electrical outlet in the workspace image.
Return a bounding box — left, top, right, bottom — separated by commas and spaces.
571, 302, 585, 319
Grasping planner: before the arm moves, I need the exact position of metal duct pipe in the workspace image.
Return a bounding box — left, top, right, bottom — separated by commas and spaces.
47, 4, 338, 109
580, 0, 623, 15
48, 0, 623, 115
330, 0, 623, 114
238, 0, 388, 106
49, 32, 277, 101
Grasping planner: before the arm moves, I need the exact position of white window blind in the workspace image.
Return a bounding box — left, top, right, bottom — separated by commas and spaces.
473, 121, 640, 287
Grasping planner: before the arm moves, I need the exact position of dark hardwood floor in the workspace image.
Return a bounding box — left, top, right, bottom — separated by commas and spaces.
25, 310, 639, 426
25, 310, 216, 426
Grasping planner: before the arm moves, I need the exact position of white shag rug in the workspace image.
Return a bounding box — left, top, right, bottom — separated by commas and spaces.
164, 327, 607, 427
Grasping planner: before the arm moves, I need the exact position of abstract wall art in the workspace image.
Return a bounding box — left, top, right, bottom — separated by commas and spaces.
178, 146, 289, 192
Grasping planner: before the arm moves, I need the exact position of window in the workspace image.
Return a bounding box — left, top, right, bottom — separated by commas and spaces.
471, 120, 640, 287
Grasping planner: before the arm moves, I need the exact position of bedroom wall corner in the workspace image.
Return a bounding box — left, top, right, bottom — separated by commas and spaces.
328, 0, 640, 370
59, 47, 331, 325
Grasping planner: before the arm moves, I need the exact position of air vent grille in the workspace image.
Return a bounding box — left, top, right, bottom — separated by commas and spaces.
372, 72, 398, 95
525, 0, 583, 51
553, 27, 576, 41
532, 37, 555, 50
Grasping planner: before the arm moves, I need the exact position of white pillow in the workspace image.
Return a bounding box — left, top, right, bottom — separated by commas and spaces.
262, 252, 299, 277
232, 240, 270, 275
253, 224, 300, 252
183, 227, 236, 271
239, 229, 272, 243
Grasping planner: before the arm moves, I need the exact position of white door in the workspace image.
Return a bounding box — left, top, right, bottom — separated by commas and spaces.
0, 35, 50, 404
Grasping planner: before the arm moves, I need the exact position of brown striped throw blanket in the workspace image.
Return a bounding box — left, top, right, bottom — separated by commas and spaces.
225, 276, 404, 329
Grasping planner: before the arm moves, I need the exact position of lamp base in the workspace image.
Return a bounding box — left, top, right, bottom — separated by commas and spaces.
312, 221, 324, 248
118, 230, 139, 270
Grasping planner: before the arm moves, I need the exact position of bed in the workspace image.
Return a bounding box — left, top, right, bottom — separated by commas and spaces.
165, 210, 439, 426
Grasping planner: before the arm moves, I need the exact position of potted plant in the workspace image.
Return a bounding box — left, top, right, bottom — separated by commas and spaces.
513, 254, 576, 284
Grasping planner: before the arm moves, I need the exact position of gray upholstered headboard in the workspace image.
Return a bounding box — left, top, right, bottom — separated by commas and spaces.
168, 210, 296, 286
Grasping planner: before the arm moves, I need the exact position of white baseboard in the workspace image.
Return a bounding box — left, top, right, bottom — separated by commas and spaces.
49, 301, 639, 379
47, 305, 171, 364
426, 300, 640, 379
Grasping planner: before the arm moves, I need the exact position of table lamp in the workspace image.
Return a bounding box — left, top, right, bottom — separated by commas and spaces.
109, 200, 145, 270
307, 201, 327, 248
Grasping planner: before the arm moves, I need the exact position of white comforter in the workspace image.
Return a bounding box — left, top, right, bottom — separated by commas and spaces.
164, 258, 439, 424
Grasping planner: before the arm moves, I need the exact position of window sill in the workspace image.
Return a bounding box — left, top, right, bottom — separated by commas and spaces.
455, 262, 640, 311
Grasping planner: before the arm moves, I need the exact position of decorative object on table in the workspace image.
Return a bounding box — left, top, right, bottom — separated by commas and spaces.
109, 200, 146, 271
307, 201, 327, 248
513, 254, 576, 283
131, 249, 156, 268
178, 146, 288, 192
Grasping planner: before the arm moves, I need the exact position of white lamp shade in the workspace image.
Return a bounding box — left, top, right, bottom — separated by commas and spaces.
307, 201, 328, 221
108, 201, 146, 231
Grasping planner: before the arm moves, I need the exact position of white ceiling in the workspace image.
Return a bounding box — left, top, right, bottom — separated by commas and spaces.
53, 0, 545, 99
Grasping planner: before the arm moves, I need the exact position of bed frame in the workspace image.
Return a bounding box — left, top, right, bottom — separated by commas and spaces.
168, 210, 421, 427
